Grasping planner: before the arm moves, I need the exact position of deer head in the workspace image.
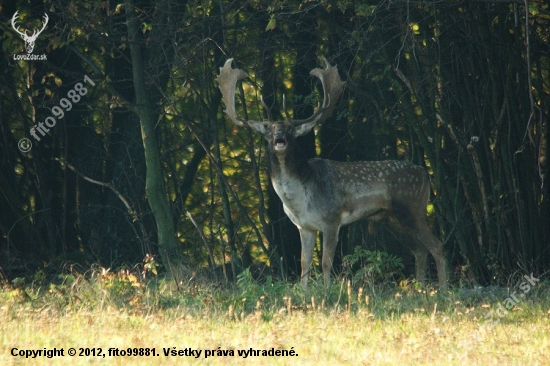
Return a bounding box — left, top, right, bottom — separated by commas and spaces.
216, 58, 345, 155
11, 11, 49, 54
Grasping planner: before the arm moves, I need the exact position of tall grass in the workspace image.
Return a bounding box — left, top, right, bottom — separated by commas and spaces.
1, 265, 549, 365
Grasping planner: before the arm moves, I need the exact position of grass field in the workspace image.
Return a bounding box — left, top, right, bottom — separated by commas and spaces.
1, 267, 549, 365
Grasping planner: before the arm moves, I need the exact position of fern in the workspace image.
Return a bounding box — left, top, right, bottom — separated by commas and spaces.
343, 247, 404, 286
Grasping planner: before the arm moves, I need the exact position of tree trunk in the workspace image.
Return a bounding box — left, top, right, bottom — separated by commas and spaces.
125, 0, 185, 272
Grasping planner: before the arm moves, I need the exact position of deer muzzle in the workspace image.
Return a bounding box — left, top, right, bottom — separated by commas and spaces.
274, 132, 287, 151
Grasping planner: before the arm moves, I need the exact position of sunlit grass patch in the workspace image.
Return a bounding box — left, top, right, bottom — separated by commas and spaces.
0, 267, 549, 365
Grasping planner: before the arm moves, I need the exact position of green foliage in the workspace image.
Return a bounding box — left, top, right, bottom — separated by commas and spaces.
142, 254, 160, 277
343, 247, 404, 287
1, 266, 548, 326
355, 4, 377, 17
12, 277, 26, 287
235, 268, 288, 312
100, 268, 143, 302
1, 0, 549, 287
33, 270, 47, 285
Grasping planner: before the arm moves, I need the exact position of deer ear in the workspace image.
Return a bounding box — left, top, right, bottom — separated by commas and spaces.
293, 120, 318, 137
247, 121, 271, 136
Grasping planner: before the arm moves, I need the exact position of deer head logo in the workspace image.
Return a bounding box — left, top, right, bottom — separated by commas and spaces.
11, 11, 48, 54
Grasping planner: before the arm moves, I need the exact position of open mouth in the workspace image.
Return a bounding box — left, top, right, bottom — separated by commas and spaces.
274, 137, 287, 150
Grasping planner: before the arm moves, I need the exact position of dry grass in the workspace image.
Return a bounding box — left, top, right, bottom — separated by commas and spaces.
1, 269, 549, 365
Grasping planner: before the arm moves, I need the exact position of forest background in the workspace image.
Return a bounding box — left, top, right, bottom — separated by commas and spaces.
1, 0, 548, 287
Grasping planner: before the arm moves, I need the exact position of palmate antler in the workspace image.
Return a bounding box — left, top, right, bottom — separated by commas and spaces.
301, 59, 345, 125
216, 58, 345, 127
215, 58, 250, 127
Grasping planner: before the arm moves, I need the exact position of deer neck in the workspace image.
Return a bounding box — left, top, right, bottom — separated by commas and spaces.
268, 144, 313, 202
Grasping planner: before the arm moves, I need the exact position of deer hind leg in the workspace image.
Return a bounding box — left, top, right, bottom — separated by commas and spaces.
321, 226, 340, 287
391, 207, 447, 289
411, 221, 447, 290
299, 228, 316, 288
421, 229, 447, 290
412, 245, 429, 284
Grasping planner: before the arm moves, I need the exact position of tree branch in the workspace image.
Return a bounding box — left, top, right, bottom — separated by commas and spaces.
54, 158, 137, 220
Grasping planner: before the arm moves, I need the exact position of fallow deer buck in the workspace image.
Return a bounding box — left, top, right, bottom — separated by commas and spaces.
216, 58, 447, 290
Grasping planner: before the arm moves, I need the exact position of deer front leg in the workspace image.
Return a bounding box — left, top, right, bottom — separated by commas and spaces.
321, 226, 339, 287
299, 228, 316, 288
